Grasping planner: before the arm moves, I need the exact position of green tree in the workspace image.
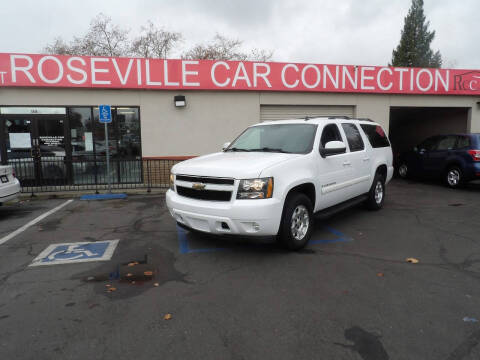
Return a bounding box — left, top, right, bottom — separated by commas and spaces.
391, 0, 442, 68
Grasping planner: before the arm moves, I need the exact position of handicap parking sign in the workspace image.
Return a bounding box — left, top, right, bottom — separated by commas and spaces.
30, 240, 119, 266
98, 104, 112, 123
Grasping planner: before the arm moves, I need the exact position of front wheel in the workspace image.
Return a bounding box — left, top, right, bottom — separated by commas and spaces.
365, 173, 385, 210
278, 193, 314, 251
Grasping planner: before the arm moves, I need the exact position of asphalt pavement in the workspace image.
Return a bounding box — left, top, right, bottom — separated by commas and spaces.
0, 179, 480, 360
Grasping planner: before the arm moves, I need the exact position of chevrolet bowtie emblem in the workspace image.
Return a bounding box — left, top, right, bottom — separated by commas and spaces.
192, 183, 206, 190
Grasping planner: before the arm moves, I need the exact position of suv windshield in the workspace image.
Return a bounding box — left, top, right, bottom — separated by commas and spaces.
227, 124, 317, 154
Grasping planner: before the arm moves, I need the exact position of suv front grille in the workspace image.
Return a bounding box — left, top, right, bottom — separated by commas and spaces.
176, 175, 234, 185
177, 186, 232, 202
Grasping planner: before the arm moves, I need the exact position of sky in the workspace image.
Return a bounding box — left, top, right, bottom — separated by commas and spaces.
1, 0, 478, 69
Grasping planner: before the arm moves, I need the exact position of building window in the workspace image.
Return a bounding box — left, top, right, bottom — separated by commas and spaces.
69, 107, 94, 159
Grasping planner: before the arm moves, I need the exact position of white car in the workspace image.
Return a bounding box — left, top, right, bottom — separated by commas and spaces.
166, 117, 394, 250
0, 165, 21, 204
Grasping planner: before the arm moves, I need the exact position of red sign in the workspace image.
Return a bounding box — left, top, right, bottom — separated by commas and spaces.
0, 53, 478, 95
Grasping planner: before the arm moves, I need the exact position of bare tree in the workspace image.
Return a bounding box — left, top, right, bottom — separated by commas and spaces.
183, 34, 245, 61
43, 13, 130, 57
79, 13, 130, 56
42, 37, 75, 55
42, 15, 272, 62
249, 48, 274, 62
131, 21, 182, 59
183, 34, 273, 61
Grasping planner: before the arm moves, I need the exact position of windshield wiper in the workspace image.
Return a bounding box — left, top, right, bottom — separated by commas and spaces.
249, 147, 291, 153
226, 147, 251, 152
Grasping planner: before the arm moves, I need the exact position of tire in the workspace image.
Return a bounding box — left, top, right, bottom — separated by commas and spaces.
445, 166, 464, 189
278, 193, 314, 251
398, 163, 409, 179
365, 173, 385, 210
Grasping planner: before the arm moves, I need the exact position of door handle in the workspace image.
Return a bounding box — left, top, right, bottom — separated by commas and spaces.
343, 161, 351, 166
363, 157, 370, 162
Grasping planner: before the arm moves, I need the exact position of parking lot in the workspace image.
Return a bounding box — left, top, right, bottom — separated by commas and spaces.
0, 179, 479, 360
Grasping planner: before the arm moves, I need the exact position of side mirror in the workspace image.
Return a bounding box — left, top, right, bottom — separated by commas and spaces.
320, 141, 347, 158
222, 142, 231, 151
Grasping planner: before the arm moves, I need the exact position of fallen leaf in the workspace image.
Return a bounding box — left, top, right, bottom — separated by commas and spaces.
107, 287, 117, 292
164, 314, 172, 320
144, 271, 153, 276
126, 273, 133, 277
127, 262, 139, 267
154, 283, 159, 287
406, 257, 419, 264
131, 281, 136, 284
105, 284, 111, 287
377, 272, 384, 277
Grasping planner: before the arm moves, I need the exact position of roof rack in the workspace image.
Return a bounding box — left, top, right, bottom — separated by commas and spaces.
328, 116, 350, 120
356, 118, 374, 122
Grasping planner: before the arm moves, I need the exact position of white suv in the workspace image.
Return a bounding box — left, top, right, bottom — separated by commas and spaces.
0, 165, 20, 205
166, 117, 394, 250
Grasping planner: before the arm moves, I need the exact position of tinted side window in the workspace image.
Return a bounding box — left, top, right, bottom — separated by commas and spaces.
341, 123, 364, 152
360, 124, 390, 148
320, 124, 342, 147
434, 136, 457, 151
455, 136, 471, 149
418, 137, 437, 151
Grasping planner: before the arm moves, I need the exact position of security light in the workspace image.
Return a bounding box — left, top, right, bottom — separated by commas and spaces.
174, 95, 186, 108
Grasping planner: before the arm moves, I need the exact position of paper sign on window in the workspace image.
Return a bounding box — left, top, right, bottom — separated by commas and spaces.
84, 132, 93, 151
9, 133, 31, 149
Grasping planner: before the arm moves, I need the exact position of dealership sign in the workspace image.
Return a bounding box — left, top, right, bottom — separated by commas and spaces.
0, 53, 478, 95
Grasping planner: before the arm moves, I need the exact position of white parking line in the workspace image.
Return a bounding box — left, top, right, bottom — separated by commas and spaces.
0, 199, 74, 246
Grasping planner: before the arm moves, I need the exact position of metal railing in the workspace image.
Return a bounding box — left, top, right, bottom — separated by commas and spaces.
8, 157, 179, 194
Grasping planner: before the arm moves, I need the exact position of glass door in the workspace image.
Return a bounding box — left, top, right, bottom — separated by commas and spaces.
35, 116, 68, 184
1, 115, 68, 186
2, 117, 36, 185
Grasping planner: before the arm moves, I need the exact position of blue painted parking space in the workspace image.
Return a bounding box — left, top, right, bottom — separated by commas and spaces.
177, 225, 352, 254
30, 240, 119, 266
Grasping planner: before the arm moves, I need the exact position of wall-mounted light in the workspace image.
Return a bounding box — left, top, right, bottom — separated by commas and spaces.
174, 95, 186, 108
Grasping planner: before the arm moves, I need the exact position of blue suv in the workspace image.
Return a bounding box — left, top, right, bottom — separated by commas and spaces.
397, 134, 480, 188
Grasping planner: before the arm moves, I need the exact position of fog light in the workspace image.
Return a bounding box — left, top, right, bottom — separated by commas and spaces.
221, 222, 230, 230
253, 223, 260, 231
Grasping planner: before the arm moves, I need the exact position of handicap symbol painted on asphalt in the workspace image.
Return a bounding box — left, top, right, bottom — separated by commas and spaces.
30, 240, 119, 266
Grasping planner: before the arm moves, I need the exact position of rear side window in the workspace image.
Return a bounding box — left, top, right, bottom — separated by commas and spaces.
455, 136, 471, 149
360, 124, 390, 148
341, 123, 364, 152
320, 124, 342, 147
434, 136, 457, 150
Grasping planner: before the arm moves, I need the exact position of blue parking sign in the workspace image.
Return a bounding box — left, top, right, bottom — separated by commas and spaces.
99, 104, 112, 123
30, 240, 119, 266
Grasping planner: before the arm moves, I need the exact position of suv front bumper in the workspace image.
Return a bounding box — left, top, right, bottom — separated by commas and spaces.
166, 190, 283, 236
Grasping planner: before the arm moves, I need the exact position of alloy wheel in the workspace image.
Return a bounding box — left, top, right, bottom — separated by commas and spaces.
290, 205, 310, 241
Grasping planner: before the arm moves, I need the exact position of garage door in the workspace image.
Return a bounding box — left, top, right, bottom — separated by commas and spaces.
260, 105, 355, 122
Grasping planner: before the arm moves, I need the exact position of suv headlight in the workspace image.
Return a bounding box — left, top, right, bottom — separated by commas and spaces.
237, 178, 273, 199
170, 173, 175, 191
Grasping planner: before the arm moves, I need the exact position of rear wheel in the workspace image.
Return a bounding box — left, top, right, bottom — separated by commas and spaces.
278, 193, 314, 251
398, 163, 408, 179
445, 166, 464, 189
365, 173, 385, 210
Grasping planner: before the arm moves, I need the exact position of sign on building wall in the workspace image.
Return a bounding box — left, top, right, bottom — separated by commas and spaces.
0, 53, 478, 95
